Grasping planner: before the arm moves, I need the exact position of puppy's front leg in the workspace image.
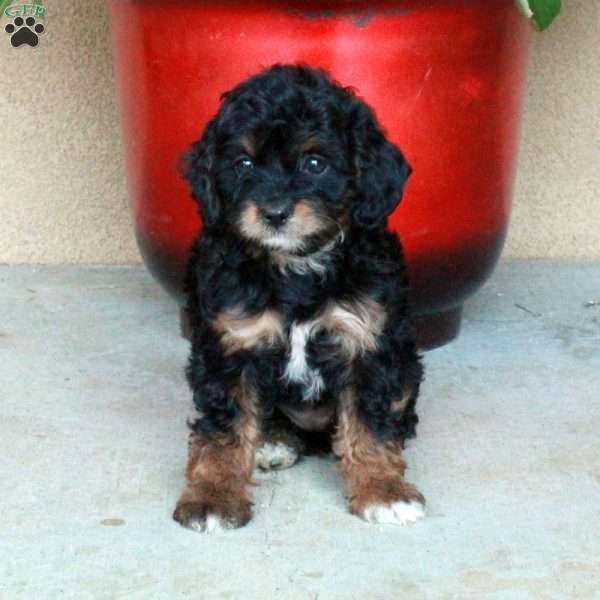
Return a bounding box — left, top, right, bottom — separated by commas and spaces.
333, 387, 425, 525
173, 380, 260, 533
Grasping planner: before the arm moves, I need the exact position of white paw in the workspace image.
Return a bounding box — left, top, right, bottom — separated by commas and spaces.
362, 500, 425, 526
188, 514, 232, 534
255, 441, 299, 471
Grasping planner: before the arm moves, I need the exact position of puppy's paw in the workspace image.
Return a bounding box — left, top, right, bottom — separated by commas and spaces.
349, 480, 425, 526
255, 441, 300, 471
361, 499, 425, 526
173, 499, 251, 533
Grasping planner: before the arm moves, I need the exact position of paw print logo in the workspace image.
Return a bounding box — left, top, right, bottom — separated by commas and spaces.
5, 16, 45, 48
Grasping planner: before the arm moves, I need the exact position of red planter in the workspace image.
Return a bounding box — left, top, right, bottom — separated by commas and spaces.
108, 0, 530, 349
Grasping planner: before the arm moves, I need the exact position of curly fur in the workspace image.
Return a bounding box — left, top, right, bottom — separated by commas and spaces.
173, 65, 425, 531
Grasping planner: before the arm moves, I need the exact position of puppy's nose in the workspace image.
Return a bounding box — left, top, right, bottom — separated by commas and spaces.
261, 204, 291, 228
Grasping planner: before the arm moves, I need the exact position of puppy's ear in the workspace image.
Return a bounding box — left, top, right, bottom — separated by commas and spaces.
183, 117, 221, 227
349, 102, 412, 229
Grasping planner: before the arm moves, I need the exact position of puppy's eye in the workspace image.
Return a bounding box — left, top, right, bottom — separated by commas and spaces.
300, 154, 328, 175
235, 156, 254, 175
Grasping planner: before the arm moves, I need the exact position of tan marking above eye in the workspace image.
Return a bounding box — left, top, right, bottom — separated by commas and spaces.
298, 135, 321, 154
212, 306, 286, 355
317, 295, 386, 359
238, 136, 256, 157
298, 134, 321, 154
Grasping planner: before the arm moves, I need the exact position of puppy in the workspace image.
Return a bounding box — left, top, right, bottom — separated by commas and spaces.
173, 64, 425, 532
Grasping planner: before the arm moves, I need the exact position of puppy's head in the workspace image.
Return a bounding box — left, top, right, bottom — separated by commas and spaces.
184, 65, 411, 253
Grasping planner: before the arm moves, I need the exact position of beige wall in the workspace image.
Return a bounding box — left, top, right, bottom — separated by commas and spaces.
510, 0, 599, 258
0, 0, 597, 264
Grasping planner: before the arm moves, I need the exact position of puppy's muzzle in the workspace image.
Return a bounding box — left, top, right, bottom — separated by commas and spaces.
260, 201, 292, 229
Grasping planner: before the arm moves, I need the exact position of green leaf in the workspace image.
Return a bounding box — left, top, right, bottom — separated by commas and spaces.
517, 0, 562, 31
0, 0, 13, 18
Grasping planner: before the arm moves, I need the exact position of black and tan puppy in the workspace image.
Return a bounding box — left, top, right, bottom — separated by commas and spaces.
173, 64, 425, 532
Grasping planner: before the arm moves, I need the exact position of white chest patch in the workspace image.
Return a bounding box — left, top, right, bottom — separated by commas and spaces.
283, 320, 325, 401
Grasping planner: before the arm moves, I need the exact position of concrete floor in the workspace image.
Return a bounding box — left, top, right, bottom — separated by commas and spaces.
1, 261, 600, 600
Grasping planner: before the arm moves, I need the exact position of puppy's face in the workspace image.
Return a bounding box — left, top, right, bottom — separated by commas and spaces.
185, 65, 412, 253
219, 125, 351, 253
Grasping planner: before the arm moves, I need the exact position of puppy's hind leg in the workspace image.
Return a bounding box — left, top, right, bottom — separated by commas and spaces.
255, 411, 304, 471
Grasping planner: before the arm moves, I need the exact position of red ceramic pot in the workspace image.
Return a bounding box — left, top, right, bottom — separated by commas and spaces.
108, 0, 530, 349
